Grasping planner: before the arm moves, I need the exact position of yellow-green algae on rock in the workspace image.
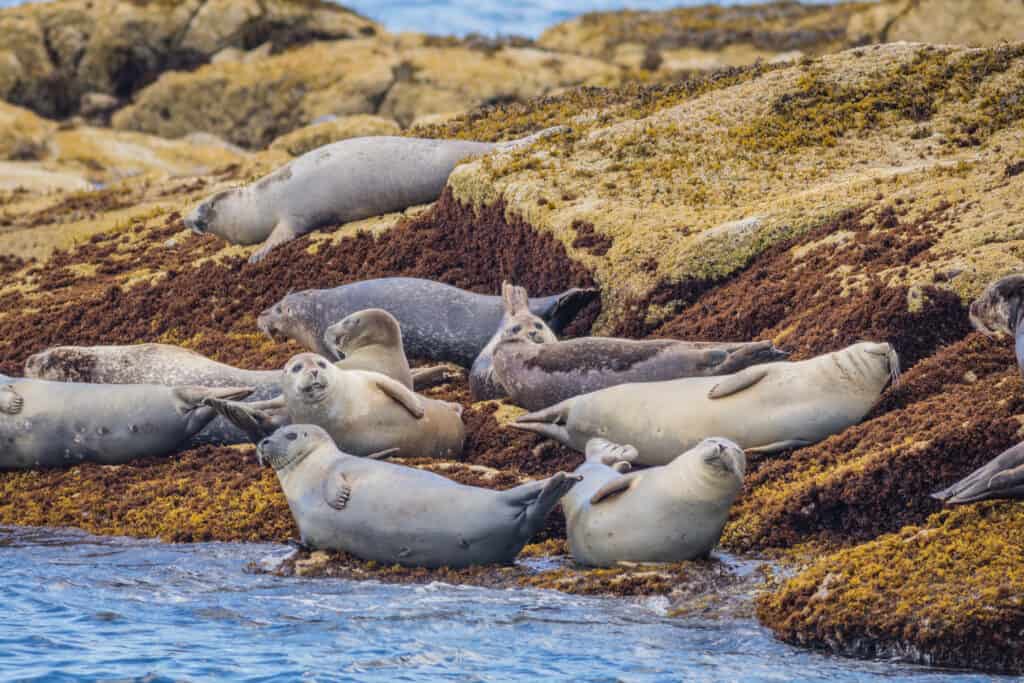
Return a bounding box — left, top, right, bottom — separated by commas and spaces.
758, 502, 1024, 673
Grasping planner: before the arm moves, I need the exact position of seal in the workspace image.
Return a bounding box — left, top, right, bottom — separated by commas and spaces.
257, 424, 581, 568
258, 277, 598, 367
0, 376, 251, 469
561, 437, 746, 566
932, 441, 1024, 505
184, 127, 570, 263
494, 335, 788, 411
209, 353, 465, 459
513, 341, 899, 466
469, 282, 556, 401
323, 308, 413, 390
969, 273, 1024, 375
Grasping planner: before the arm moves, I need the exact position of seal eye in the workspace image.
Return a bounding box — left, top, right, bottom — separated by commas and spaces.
285, 432, 298, 441
291, 364, 302, 373
275, 306, 282, 314
317, 361, 327, 369
510, 325, 522, 334
533, 322, 544, 330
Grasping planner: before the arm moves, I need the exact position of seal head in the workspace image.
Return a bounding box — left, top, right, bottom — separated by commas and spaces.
969, 274, 1024, 336
283, 353, 334, 405
324, 308, 402, 360
257, 424, 331, 471
259, 293, 331, 357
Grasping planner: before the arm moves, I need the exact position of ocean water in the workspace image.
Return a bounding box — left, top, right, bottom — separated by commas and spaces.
0, 526, 1015, 682
0, 0, 854, 37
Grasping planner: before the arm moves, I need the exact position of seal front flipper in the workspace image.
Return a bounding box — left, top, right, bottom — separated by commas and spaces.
249, 220, 300, 264
589, 472, 640, 505
503, 471, 582, 537
0, 385, 24, 415
373, 376, 425, 419
745, 439, 812, 454
322, 462, 352, 510
366, 448, 401, 460
584, 438, 639, 467
708, 366, 770, 399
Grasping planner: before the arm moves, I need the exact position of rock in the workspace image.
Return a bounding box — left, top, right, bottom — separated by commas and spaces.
758, 502, 1024, 674
0, 0, 380, 118
0, 100, 53, 161
269, 115, 401, 156
885, 0, 1024, 46
113, 35, 621, 148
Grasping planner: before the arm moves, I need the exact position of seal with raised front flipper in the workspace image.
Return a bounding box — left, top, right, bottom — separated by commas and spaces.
469, 282, 556, 401
494, 334, 787, 411
932, 441, 1024, 505
208, 353, 465, 459
562, 437, 746, 567
513, 342, 899, 466
258, 424, 580, 568
0, 375, 251, 469
184, 127, 569, 263
258, 277, 598, 367
969, 273, 1024, 375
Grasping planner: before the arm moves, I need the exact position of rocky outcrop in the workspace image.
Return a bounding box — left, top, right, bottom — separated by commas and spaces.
0, 0, 378, 119
112, 33, 622, 149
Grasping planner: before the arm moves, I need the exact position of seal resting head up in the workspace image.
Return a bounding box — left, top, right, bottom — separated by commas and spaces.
969, 274, 1024, 336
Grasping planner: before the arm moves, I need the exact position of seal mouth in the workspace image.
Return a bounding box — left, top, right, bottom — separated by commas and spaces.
257, 435, 309, 471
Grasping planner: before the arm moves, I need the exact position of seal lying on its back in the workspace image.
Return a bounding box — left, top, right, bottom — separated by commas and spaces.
514, 342, 899, 466
0, 375, 251, 469
932, 441, 1024, 505
469, 282, 556, 401
258, 424, 580, 568
258, 277, 598, 367
562, 438, 746, 566
494, 335, 787, 411
969, 273, 1024, 375
208, 353, 465, 459
184, 127, 569, 263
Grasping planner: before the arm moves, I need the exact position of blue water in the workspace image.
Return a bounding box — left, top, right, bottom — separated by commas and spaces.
0, 0, 856, 37
0, 526, 1015, 681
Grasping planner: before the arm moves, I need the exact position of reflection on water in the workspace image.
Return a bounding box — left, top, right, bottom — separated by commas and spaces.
0, 526, 1011, 681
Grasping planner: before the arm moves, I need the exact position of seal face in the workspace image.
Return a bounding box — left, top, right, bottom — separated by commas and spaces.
513, 341, 899, 466
257, 277, 599, 367
186, 128, 570, 263
969, 273, 1024, 376
0, 377, 252, 469
258, 424, 580, 568
561, 437, 746, 566
493, 336, 788, 411
323, 308, 414, 389
469, 282, 557, 401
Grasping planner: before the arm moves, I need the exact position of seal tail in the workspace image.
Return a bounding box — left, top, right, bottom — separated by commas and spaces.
503, 472, 582, 539
512, 403, 573, 445
497, 125, 571, 152
931, 443, 1024, 505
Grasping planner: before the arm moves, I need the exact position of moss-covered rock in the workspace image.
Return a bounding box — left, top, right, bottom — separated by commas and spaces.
758, 502, 1024, 673
112, 33, 621, 148
0, 0, 378, 118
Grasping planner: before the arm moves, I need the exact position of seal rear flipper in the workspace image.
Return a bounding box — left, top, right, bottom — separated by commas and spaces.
502, 282, 530, 315
173, 385, 254, 413
584, 438, 639, 467
714, 341, 787, 374
589, 472, 640, 505
0, 385, 24, 415
932, 443, 1024, 503
411, 365, 458, 390
745, 439, 812, 454
374, 377, 425, 419
204, 397, 284, 443
249, 220, 300, 264
506, 472, 582, 536
513, 403, 573, 444
539, 288, 599, 335
496, 125, 571, 152
943, 464, 1024, 505
707, 366, 770, 400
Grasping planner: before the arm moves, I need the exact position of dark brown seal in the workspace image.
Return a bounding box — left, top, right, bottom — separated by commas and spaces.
493, 336, 788, 411
969, 273, 1024, 375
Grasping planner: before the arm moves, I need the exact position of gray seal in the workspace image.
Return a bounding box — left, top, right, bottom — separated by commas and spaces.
969, 273, 1024, 375
494, 335, 788, 411
562, 437, 746, 566
469, 282, 556, 402
932, 441, 1024, 505
208, 353, 465, 459
184, 128, 569, 263
257, 424, 581, 568
514, 342, 900, 466
258, 277, 598, 367
0, 375, 251, 469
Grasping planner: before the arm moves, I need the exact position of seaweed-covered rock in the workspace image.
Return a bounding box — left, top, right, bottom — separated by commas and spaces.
758, 502, 1024, 674
0, 0, 378, 119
